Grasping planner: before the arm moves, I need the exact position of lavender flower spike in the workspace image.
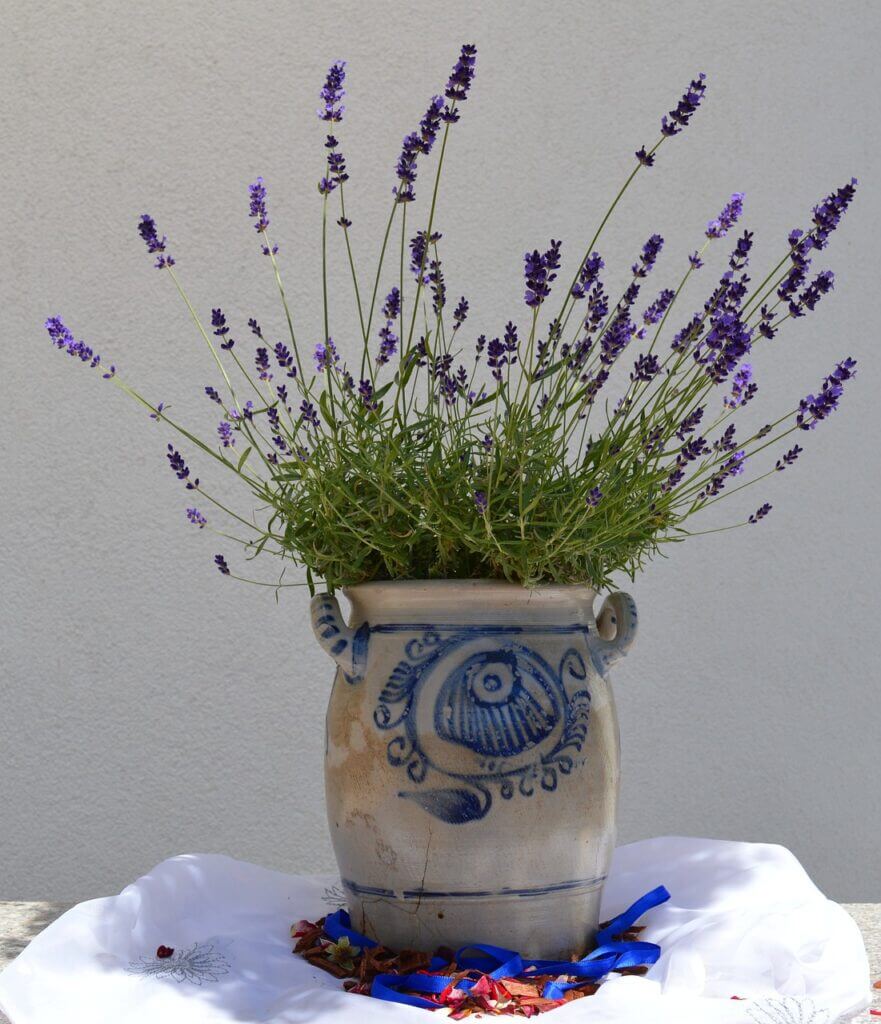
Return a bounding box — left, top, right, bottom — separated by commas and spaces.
442, 44, 477, 121
524, 240, 562, 308
796, 358, 857, 430
214, 554, 230, 575
660, 73, 707, 137
706, 192, 745, 239
248, 178, 277, 254
138, 214, 175, 269
318, 61, 346, 122
186, 508, 207, 529
748, 503, 772, 524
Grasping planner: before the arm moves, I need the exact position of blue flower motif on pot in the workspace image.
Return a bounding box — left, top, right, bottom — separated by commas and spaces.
373, 627, 592, 824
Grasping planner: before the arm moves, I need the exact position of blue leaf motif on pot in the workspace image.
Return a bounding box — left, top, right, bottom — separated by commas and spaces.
373, 626, 593, 824
435, 649, 559, 758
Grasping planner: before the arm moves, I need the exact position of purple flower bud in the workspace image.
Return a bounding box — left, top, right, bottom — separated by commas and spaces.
217, 421, 235, 448
138, 215, 175, 268
796, 358, 857, 430
452, 297, 469, 330
248, 177, 270, 236
748, 503, 772, 524
632, 234, 664, 278
660, 73, 707, 137
586, 486, 603, 507
706, 192, 745, 239
214, 554, 230, 575
473, 489, 488, 514
445, 44, 477, 105
723, 363, 757, 409
775, 445, 803, 471
186, 508, 207, 529
524, 240, 562, 308
318, 61, 346, 122
166, 444, 198, 489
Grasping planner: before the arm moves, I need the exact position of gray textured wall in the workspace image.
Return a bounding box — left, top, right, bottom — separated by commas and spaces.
2, 0, 880, 901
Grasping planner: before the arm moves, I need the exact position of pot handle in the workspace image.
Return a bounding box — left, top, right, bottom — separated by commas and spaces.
310, 592, 369, 684
592, 592, 638, 672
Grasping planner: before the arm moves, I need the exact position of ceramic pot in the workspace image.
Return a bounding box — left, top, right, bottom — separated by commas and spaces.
310, 580, 637, 959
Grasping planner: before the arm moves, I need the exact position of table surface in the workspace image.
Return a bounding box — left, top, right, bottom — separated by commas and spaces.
0, 901, 878, 1022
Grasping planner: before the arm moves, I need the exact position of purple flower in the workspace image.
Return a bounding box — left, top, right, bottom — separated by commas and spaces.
428, 259, 446, 315
186, 507, 207, 529
689, 251, 704, 270
138, 215, 175, 268
643, 288, 675, 325
409, 230, 442, 281
166, 444, 198, 489
632, 234, 664, 278
675, 405, 704, 440
274, 342, 296, 377
314, 337, 339, 373
635, 147, 655, 167
445, 44, 477, 103
714, 423, 737, 453
205, 386, 222, 404
630, 352, 661, 382
798, 270, 835, 313
660, 73, 707, 137
319, 134, 349, 195
796, 358, 857, 430
248, 318, 263, 339
586, 486, 603, 507
358, 378, 377, 410
300, 400, 320, 429
217, 420, 235, 447
248, 178, 273, 251
394, 96, 445, 203
44, 316, 109, 373
255, 348, 272, 381
473, 489, 488, 514
758, 305, 777, 341
524, 240, 562, 308
452, 296, 469, 330
149, 402, 166, 421
571, 252, 604, 300
376, 287, 401, 365
600, 313, 636, 367
748, 503, 772, 524
211, 308, 235, 351
214, 554, 230, 575
729, 230, 753, 271
382, 286, 401, 321
811, 178, 858, 250
706, 192, 745, 239
775, 445, 803, 471
699, 449, 746, 498
671, 312, 702, 353
723, 363, 757, 409
318, 61, 346, 122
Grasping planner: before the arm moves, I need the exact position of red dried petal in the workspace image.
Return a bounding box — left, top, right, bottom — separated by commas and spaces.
156, 945, 174, 959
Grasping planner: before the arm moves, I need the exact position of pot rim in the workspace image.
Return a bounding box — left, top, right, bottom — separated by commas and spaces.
342, 578, 599, 603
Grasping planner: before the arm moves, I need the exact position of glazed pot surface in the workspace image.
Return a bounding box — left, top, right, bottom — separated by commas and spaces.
312, 580, 637, 958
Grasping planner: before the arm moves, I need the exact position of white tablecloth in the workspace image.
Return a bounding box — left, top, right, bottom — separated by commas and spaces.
0, 837, 869, 1023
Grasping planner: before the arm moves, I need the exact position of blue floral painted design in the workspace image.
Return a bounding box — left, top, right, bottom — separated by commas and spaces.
373, 625, 592, 823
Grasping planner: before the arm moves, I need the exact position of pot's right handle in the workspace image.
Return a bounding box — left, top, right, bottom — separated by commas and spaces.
592, 592, 638, 672
310, 593, 369, 684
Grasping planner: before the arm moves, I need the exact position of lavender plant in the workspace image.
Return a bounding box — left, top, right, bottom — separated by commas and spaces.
46, 47, 859, 592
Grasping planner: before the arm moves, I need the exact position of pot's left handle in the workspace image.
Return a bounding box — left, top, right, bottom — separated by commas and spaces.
592, 592, 638, 672
310, 593, 369, 684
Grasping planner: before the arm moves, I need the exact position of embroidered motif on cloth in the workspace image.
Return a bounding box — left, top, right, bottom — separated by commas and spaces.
127, 941, 230, 985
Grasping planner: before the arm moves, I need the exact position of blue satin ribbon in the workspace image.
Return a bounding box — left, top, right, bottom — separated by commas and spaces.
325, 885, 670, 1009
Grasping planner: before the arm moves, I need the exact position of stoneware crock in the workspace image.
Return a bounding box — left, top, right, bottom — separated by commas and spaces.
310, 580, 637, 959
